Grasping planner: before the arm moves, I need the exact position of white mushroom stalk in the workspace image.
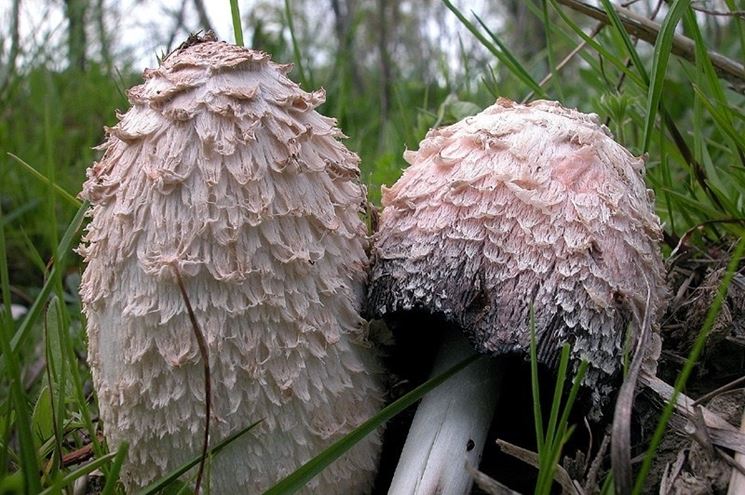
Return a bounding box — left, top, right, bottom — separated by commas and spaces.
368, 99, 668, 494
79, 38, 383, 493
388, 330, 501, 494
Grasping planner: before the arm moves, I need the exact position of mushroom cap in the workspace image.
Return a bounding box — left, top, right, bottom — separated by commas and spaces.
79, 40, 382, 493
368, 98, 667, 407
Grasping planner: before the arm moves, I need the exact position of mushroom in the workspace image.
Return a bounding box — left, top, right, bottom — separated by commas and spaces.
368, 98, 667, 494
79, 37, 383, 493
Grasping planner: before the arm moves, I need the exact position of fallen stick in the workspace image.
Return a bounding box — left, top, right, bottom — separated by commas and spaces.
556, 0, 745, 90
640, 371, 745, 455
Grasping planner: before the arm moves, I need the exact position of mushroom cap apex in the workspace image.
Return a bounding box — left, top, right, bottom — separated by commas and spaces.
157, 40, 277, 72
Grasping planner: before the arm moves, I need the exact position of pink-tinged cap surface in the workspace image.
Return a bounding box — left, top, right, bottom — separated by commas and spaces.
369, 98, 667, 408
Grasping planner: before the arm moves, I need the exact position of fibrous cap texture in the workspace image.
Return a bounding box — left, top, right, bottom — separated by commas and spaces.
79, 40, 382, 493
368, 98, 667, 408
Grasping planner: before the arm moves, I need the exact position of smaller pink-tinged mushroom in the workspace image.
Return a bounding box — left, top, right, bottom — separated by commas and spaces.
79, 37, 383, 493
368, 98, 667, 494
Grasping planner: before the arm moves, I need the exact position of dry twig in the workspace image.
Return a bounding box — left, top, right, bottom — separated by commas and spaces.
556, 0, 745, 90
658, 450, 686, 494
641, 372, 745, 455
495, 439, 582, 495
173, 267, 211, 495
691, 2, 745, 18
611, 281, 654, 493
466, 462, 522, 495
693, 375, 745, 406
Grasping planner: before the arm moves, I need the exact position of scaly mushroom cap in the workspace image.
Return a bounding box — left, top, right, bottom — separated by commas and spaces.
79, 40, 382, 493
368, 98, 667, 408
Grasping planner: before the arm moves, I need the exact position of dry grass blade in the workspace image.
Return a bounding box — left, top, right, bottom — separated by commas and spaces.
728, 409, 745, 494
495, 439, 581, 495
583, 434, 610, 493
611, 281, 654, 494
683, 408, 745, 483
173, 267, 211, 494
689, 406, 715, 457
693, 374, 745, 406
465, 462, 522, 495
659, 450, 686, 494
556, 0, 745, 90
641, 372, 745, 454
718, 448, 745, 478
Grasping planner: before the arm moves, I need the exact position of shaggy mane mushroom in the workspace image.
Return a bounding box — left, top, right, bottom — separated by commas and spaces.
368, 98, 667, 494
79, 38, 383, 493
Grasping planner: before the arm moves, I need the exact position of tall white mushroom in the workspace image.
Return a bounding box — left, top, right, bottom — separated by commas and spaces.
368, 99, 667, 494
79, 38, 383, 493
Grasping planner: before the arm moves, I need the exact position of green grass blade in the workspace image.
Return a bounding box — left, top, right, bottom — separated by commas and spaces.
44, 296, 68, 471
658, 124, 678, 235
548, 0, 645, 89
544, 344, 570, 456
229, 0, 244, 46
39, 450, 120, 495
18, 229, 47, 274
541, 0, 564, 100
600, 473, 614, 494
472, 13, 546, 97
691, 84, 745, 154
7, 153, 81, 208
682, 9, 730, 107
536, 350, 588, 494
662, 188, 722, 221
31, 386, 53, 449
0, 205, 12, 331
263, 353, 481, 495
641, 0, 690, 152
137, 420, 263, 495
0, 402, 14, 480
632, 237, 745, 493
529, 306, 544, 456
723, 0, 745, 63
598, 0, 649, 84
0, 201, 43, 494
0, 200, 40, 229
441, 0, 545, 97
284, 0, 309, 88
62, 310, 105, 461
553, 360, 588, 450
538, 425, 576, 495
0, 201, 89, 374
101, 442, 130, 495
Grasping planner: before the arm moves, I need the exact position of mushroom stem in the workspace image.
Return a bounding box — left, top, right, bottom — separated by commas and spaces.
389, 328, 502, 495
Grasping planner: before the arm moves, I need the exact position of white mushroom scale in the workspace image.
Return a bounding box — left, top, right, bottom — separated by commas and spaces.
79, 40, 383, 493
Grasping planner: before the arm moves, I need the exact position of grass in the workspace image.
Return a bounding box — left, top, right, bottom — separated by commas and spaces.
632, 238, 745, 494
264, 355, 481, 495
1, 0, 744, 493
529, 308, 589, 495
